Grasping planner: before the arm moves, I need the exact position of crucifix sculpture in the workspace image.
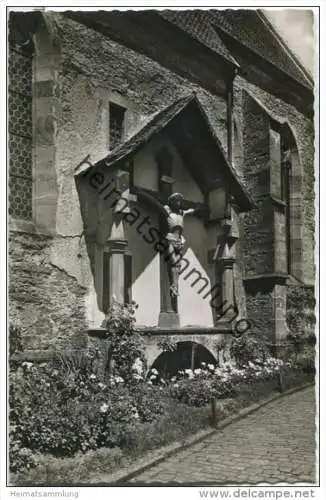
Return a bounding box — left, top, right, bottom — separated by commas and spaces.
137, 189, 204, 311
163, 192, 198, 299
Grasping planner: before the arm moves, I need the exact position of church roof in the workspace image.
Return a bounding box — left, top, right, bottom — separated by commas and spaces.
65, 9, 313, 116
160, 9, 313, 90
159, 10, 239, 68
213, 10, 313, 89
86, 93, 253, 212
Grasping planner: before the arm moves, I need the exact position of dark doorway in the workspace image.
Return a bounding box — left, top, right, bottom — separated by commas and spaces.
150, 341, 217, 378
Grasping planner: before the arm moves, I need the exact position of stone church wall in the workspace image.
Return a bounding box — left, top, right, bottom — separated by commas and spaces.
9, 12, 231, 349
234, 76, 314, 285
9, 12, 315, 353
9, 230, 89, 352
233, 76, 314, 343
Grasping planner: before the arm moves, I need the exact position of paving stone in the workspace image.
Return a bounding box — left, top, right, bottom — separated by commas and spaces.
129, 387, 316, 484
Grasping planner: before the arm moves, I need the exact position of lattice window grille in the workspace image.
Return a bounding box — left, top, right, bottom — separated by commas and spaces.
8, 44, 33, 220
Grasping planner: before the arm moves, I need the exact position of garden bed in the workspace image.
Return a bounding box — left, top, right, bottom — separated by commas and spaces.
10, 368, 313, 486
9, 303, 315, 485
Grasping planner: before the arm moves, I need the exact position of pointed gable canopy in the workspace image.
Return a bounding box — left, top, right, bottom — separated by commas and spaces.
79, 93, 253, 212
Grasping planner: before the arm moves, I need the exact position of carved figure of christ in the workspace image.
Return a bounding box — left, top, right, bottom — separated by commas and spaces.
136, 189, 201, 299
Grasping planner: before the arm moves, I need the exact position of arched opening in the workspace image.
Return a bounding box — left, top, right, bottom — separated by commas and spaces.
149, 341, 217, 378
8, 13, 36, 222
281, 124, 303, 281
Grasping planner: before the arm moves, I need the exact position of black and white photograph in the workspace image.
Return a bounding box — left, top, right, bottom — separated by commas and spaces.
2, 2, 321, 495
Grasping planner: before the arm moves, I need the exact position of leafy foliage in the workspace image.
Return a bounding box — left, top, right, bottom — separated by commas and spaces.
166, 356, 288, 407
230, 333, 269, 368
287, 285, 315, 338
9, 323, 23, 358
9, 361, 166, 473
9, 308, 313, 476
103, 301, 146, 383
157, 337, 178, 353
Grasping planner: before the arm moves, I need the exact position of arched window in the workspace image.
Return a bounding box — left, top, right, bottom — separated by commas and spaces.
270, 122, 303, 280
281, 126, 303, 281
8, 26, 34, 220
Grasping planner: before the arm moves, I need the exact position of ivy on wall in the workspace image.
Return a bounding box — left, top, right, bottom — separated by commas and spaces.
286, 285, 315, 340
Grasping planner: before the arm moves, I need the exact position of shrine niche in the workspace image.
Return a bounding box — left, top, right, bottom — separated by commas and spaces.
75, 93, 253, 331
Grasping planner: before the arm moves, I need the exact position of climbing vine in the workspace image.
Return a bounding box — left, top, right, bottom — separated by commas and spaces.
103, 301, 146, 383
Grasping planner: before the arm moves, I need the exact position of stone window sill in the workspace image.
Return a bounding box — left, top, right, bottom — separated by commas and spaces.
270, 195, 286, 209
9, 217, 53, 236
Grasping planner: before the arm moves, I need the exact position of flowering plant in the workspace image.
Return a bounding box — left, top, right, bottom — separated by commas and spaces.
230, 333, 269, 367
167, 356, 290, 407
103, 301, 146, 384
9, 354, 170, 473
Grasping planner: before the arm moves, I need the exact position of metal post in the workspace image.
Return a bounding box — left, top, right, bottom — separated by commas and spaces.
211, 397, 217, 427
190, 343, 196, 371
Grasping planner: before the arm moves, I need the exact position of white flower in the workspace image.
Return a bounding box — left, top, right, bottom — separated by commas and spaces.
114, 376, 124, 384
194, 368, 202, 376
147, 380, 153, 385
89, 374, 96, 380
133, 411, 140, 420
132, 357, 144, 375
100, 403, 109, 413
150, 368, 158, 375
171, 376, 176, 382
133, 373, 143, 381
98, 382, 106, 390
207, 364, 215, 371
201, 362, 207, 367
185, 369, 194, 379
149, 374, 157, 380
173, 383, 179, 388
22, 362, 33, 370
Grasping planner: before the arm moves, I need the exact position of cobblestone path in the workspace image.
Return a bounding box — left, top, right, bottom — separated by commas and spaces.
130, 387, 316, 484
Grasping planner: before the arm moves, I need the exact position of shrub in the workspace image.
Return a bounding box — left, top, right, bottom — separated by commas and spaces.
168, 358, 290, 407
9, 442, 36, 474
54, 348, 102, 379
9, 359, 171, 473
230, 333, 269, 368
103, 301, 146, 384
9, 362, 141, 470
129, 383, 167, 423
170, 377, 215, 407
9, 323, 23, 358
287, 285, 315, 338
290, 343, 316, 374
